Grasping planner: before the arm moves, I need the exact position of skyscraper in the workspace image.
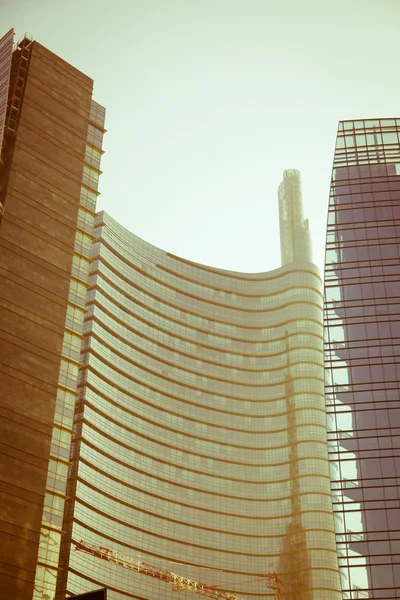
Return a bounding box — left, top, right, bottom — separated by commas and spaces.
3, 27, 383, 600
56, 170, 341, 600
324, 119, 400, 599
0, 29, 104, 600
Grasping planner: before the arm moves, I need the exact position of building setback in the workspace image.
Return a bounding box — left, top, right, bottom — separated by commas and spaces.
56, 170, 341, 600
0, 29, 104, 600
324, 119, 400, 598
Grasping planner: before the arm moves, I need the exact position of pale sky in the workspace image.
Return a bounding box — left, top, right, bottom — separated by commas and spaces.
2, 0, 400, 273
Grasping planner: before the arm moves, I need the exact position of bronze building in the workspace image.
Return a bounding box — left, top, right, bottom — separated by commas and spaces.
0, 29, 105, 600
56, 170, 341, 600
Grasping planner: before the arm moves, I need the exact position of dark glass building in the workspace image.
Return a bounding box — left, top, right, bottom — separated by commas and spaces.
324, 119, 400, 599
0, 28, 105, 600
57, 171, 342, 600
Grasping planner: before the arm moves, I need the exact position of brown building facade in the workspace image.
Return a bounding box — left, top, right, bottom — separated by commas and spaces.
0, 29, 104, 600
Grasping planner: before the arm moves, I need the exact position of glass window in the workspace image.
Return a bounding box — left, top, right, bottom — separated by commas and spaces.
382, 132, 398, 144
87, 124, 103, 149
336, 137, 345, 149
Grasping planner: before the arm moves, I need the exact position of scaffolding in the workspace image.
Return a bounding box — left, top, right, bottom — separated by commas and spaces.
0, 34, 32, 221
6, 34, 33, 135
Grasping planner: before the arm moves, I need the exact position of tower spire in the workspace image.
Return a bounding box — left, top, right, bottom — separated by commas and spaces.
278, 169, 312, 265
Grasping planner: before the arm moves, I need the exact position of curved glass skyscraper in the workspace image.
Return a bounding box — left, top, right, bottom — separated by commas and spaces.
57, 170, 341, 600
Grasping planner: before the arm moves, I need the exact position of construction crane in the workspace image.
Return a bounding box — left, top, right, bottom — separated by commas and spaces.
75, 541, 283, 600
259, 574, 283, 600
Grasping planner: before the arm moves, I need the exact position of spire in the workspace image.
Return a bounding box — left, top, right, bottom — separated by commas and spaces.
278, 169, 312, 265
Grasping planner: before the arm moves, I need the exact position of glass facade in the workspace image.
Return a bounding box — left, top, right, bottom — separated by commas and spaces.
57, 170, 341, 600
34, 100, 106, 600
324, 119, 400, 598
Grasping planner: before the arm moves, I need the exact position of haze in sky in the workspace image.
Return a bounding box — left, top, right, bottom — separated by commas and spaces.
2, 0, 400, 273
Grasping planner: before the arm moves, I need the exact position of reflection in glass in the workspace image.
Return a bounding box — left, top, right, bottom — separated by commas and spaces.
324, 120, 400, 600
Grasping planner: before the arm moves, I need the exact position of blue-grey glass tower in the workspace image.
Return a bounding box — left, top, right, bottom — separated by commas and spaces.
324, 119, 400, 599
